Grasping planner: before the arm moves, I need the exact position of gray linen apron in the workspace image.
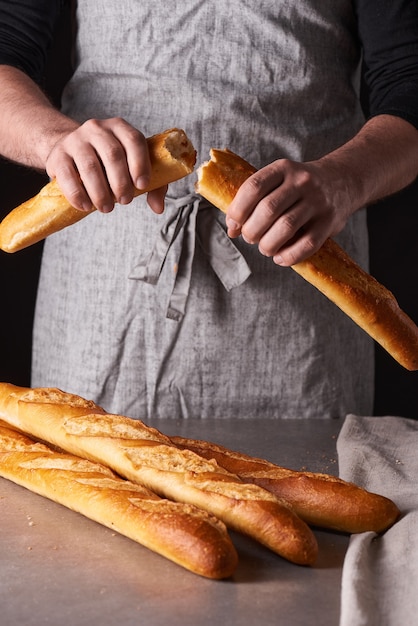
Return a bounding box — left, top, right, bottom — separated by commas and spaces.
32, 0, 374, 419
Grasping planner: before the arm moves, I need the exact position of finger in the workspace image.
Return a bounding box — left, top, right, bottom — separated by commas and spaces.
256, 199, 314, 255
146, 185, 168, 214
49, 121, 118, 212
241, 185, 301, 245
47, 154, 96, 213
72, 141, 116, 213
106, 119, 152, 193
225, 163, 285, 236
80, 122, 136, 210
272, 222, 328, 266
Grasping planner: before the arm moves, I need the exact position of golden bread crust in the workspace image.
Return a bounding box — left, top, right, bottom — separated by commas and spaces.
196, 148, 418, 370
0, 128, 196, 253
0, 383, 318, 566
172, 436, 400, 534
0, 422, 238, 579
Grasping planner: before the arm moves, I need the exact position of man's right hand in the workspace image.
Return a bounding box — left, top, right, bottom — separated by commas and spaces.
0, 67, 167, 214
46, 117, 166, 214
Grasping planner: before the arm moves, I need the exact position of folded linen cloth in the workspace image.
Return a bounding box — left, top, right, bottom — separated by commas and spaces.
337, 414, 418, 626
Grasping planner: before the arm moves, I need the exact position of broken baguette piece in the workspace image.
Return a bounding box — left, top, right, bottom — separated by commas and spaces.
0, 128, 196, 253
196, 148, 418, 370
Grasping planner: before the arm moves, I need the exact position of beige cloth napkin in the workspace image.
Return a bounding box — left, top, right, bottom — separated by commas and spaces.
337, 414, 418, 626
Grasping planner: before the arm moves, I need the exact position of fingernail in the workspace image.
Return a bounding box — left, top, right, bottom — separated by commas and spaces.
274, 254, 284, 265
136, 175, 150, 190
101, 204, 114, 213
119, 195, 132, 205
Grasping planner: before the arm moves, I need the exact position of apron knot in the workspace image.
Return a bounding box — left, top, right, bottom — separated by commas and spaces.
129, 195, 251, 320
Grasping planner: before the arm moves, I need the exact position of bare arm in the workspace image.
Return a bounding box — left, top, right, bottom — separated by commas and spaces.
226, 114, 418, 266
0, 65, 76, 168
0, 65, 165, 213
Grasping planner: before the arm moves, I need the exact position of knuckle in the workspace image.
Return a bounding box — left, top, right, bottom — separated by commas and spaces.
279, 158, 292, 171
295, 168, 313, 188
77, 156, 102, 175
279, 158, 299, 180
124, 124, 143, 143
57, 179, 91, 210
245, 174, 265, 196
258, 196, 278, 219
280, 211, 300, 233
67, 188, 88, 207
282, 161, 314, 190
109, 116, 125, 125
81, 118, 101, 132
285, 235, 320, 265
108, 117, 143, 142
301, 234, 318, 256
103, 143, 124, 163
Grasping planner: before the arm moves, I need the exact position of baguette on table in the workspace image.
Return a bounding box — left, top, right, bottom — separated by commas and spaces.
0, 383, 318, 566
0, 422, 238, 579
196, 148, 418, 371
171, 436, 400, 534
0, 128, 196, 253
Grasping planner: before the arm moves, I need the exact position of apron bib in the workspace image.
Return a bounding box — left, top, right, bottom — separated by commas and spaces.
32, 0, 374, 418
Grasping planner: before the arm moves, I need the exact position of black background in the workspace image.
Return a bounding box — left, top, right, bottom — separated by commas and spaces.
1, 11, 417, 418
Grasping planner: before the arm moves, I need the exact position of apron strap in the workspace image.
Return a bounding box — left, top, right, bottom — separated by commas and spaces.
129, 195, 251, 320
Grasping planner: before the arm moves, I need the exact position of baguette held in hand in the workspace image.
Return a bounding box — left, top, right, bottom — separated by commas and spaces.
171, 436, 400, 534
0, 423, 238, 579
0, 383, 318, 566
196, 148, 418, 371
0, 128, 196, 253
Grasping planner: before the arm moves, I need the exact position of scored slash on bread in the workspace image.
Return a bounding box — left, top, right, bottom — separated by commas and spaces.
0, 383, 318, 567
171, 436, 400, 534
196, 148, 418, 371
0, 422, 238, 579
0, 128, 196, 253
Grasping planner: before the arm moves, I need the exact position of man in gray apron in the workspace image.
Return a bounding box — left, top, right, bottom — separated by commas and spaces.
0, 1, 417, 419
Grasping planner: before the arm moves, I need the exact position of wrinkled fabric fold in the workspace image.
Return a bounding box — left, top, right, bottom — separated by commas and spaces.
337, 414, 418, 626
129, 195, 251, 320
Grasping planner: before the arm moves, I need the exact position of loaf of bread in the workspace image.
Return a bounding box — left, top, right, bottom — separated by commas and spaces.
196, 148, 418, 371
0, 383, 318, 566
172, 435, 400, 534
0, 128, 196, 253
0, 421, 238, 579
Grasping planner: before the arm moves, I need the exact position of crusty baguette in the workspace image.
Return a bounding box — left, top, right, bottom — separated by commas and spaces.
0, 422, 238, 579
0, 128, 196, 253
291, 239, 418, 372
171, 435, 400, 534
0, 383, 318, 566
196, 148, 418, 371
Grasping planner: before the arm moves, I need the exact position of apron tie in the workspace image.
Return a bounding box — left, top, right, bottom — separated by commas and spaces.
129, 195, 251, 321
